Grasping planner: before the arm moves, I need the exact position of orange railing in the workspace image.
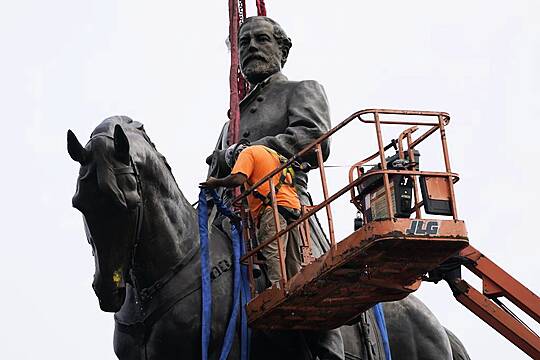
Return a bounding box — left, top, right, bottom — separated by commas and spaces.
235, 109, 460, 296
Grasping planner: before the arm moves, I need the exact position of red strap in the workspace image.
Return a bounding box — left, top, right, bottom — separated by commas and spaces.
227, 0, 241, 146
228, 0, 267, 146
256, 0, 267, 16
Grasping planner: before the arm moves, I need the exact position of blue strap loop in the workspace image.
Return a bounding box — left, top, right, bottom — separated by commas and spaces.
200, 188, 387, 360
373, 303, 392, 360
198, 189, 250, 360
198, 190, 212, 360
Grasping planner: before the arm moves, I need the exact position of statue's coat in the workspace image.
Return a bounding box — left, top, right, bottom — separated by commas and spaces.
211, 72, 330, 190
210, 72, 332, 257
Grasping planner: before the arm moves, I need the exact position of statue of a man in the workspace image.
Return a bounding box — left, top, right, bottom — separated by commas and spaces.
208, 16, 344, 360
209, 16, 331, 256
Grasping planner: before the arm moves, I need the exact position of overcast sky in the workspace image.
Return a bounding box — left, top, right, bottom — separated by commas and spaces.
1, 1, 538, 359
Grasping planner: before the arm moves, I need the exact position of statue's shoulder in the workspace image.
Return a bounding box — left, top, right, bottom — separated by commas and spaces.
288, 79, 328, 102
294, 79, 326, 92
272, 78, 327, 98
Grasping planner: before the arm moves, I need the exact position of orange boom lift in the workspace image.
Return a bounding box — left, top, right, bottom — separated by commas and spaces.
230, 109, 540, 359
224, 1, 538, 358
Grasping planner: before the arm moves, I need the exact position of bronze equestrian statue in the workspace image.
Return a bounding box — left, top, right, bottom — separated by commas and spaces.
67, 15, 470, 360
68, 117, 469, 359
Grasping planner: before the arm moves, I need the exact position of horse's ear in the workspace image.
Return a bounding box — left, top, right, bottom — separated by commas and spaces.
114, 124, 130, 164
67, 130, 89, 164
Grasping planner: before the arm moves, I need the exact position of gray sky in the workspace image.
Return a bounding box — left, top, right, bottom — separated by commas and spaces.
1, 0, 538, 359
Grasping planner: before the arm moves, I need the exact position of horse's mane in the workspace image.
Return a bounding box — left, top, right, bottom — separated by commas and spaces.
91, 115, 142, 138
91, 115, 178, 183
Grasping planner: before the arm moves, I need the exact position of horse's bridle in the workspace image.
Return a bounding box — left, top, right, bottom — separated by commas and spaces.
87, 132, 198, 304
87, 133, 145, 294
87, 131, 233, 355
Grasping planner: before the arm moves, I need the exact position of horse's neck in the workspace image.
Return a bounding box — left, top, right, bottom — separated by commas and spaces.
134, 147, 197, 289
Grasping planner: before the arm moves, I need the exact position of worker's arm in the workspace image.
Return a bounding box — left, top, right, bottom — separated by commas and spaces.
199, 173, 247, 189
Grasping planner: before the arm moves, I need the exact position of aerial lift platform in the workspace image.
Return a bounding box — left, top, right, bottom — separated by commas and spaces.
234, 109, 539, 358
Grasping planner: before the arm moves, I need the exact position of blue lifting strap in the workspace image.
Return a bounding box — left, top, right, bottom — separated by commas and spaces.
198, 190, 212, 360
373, 303, 392, 360
198, 189, 251, 360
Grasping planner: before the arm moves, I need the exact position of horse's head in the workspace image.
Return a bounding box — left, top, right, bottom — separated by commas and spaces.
68, 117, 143, 312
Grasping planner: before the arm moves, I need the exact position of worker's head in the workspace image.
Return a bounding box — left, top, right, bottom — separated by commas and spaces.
238, 16, 292, 85
225, 141, 249, 169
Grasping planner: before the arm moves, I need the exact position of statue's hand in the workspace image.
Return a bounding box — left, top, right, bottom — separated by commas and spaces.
206, 149, 229, 168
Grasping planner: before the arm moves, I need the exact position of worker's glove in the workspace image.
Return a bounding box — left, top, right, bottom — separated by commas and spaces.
199, 176, 221, 189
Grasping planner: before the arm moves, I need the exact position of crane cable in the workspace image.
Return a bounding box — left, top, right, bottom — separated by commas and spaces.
227, 0, 241, 146
256, 0, 267, 16
227, 0, 266, 146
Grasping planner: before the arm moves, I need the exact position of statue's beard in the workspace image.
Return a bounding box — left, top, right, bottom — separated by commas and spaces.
242, 60, 281, 85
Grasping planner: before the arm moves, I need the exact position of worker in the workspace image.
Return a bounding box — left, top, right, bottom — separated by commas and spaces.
201, 143, 302, 286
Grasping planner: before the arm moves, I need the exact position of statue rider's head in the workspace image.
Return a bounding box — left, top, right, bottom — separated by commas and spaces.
238, 17, 292, 85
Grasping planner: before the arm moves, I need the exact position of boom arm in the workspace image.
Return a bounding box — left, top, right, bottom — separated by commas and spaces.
436, 245, 540, 359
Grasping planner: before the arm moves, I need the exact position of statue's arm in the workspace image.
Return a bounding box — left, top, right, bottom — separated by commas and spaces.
252, 80, 331, 164
206, 122, 231, 178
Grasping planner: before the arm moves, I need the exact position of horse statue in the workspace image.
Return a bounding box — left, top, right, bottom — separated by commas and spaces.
67, 116, 470, 359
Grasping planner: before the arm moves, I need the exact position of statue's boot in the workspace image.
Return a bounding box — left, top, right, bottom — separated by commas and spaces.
250, 329, 344, 360
304, 329, 345, 360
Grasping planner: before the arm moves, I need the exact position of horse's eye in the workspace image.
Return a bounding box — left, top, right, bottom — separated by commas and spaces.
123, 176, 137, 192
